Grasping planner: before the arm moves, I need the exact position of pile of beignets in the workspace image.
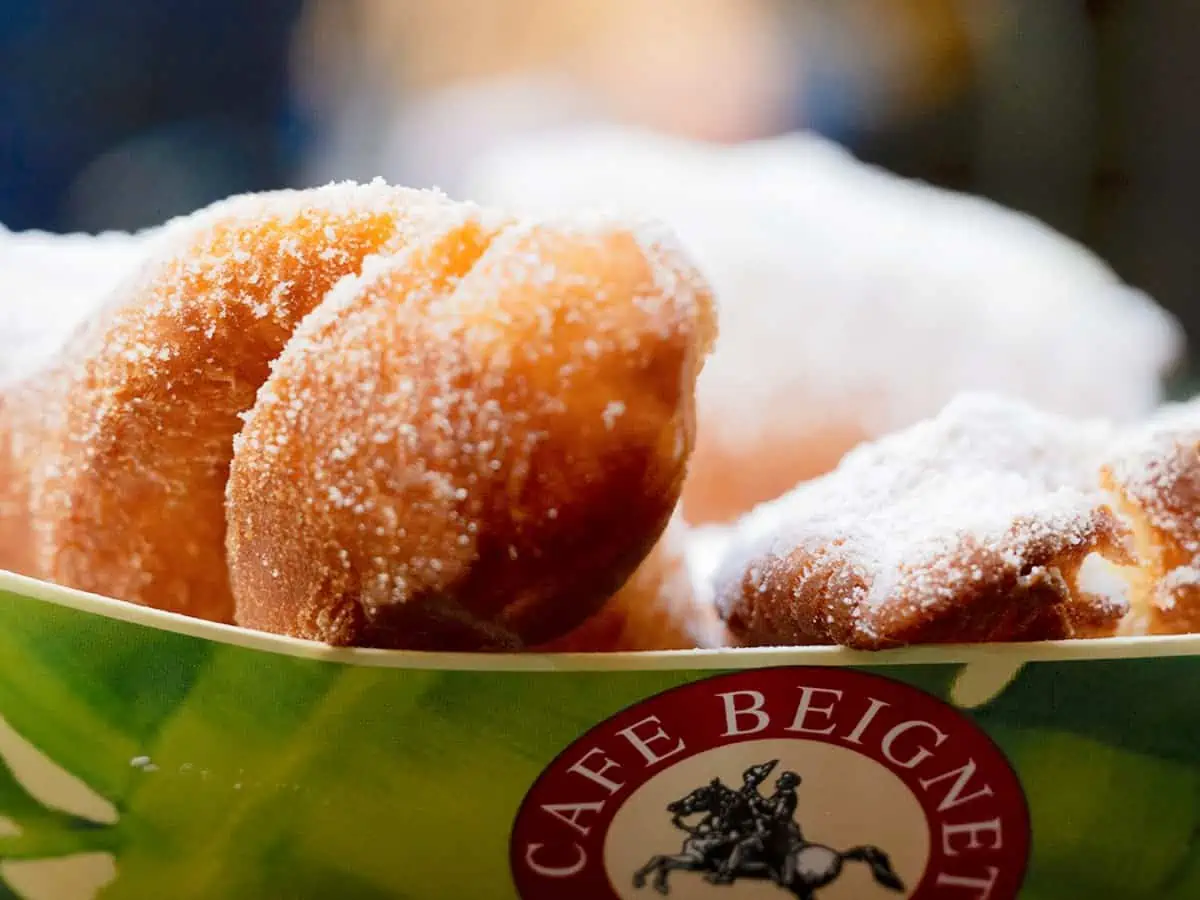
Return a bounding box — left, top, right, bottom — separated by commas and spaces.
0, 176, 1196, 653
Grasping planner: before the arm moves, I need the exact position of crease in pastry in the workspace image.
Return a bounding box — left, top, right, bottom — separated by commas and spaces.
225, 202, 716, 650
17, 180, 462, 622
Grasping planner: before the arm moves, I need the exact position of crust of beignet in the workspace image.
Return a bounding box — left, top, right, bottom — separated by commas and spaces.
715, 512, 1130, 650
226, 213, 716, 650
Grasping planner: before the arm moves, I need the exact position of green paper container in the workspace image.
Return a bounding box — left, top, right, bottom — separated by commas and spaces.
0, 570, 1197, 900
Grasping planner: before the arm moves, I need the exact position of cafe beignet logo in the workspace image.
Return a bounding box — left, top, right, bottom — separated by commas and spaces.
511, 668, 1029, 899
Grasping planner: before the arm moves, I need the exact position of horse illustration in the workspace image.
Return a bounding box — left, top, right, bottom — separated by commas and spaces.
632, 764, 906, 898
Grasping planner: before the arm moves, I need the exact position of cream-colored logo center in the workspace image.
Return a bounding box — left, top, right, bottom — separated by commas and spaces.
605, 738, 929, 899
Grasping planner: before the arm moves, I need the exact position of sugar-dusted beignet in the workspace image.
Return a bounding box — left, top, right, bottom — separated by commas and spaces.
713, 393, 1134, 649
226, 210, 716, 650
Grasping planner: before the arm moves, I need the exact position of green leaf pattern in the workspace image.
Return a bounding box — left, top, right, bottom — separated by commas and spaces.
0, 585, 1197, 898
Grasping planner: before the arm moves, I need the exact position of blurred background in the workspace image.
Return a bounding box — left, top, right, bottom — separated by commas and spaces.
1, 0, 1197, 372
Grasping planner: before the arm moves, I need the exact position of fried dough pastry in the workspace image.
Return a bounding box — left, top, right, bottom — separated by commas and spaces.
712, 394, 1134, 650
1101, 399, 1200, 635
536, 510, 728, 652
27, 182, 456, 622
226, 210, 716, 650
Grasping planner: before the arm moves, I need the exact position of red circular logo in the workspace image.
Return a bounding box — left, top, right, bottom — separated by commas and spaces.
511, 667, 1029, 899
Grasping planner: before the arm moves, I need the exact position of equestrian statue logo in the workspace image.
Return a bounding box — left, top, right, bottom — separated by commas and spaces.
633, 759, 905, 898
511, 668, 1031, 900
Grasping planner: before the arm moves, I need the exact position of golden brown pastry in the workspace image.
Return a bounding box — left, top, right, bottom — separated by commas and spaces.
25, 182, 456, 622
712, 394, 1134, 650
1101, 399, 1200, 635
536, 509, 728, 652
225, 209, 716, 650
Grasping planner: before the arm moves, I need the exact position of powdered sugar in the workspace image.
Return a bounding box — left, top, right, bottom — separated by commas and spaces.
0, 224, 162, 387
684, 523, 734, 605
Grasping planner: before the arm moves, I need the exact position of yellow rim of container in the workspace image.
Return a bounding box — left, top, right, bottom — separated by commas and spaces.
3, 569, 1199, 673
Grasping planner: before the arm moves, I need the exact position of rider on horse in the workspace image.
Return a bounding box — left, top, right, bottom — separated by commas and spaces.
703, 760, 777, 884
712, 767, 804, 885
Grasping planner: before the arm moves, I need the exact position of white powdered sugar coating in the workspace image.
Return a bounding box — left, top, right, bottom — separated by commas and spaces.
6, 179, 455, 395
105, 180, 453, 340
465, 125, 1183, 452
684, 522, 735, 604
0, 224, 163, 386
713, 392, 1119, 627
